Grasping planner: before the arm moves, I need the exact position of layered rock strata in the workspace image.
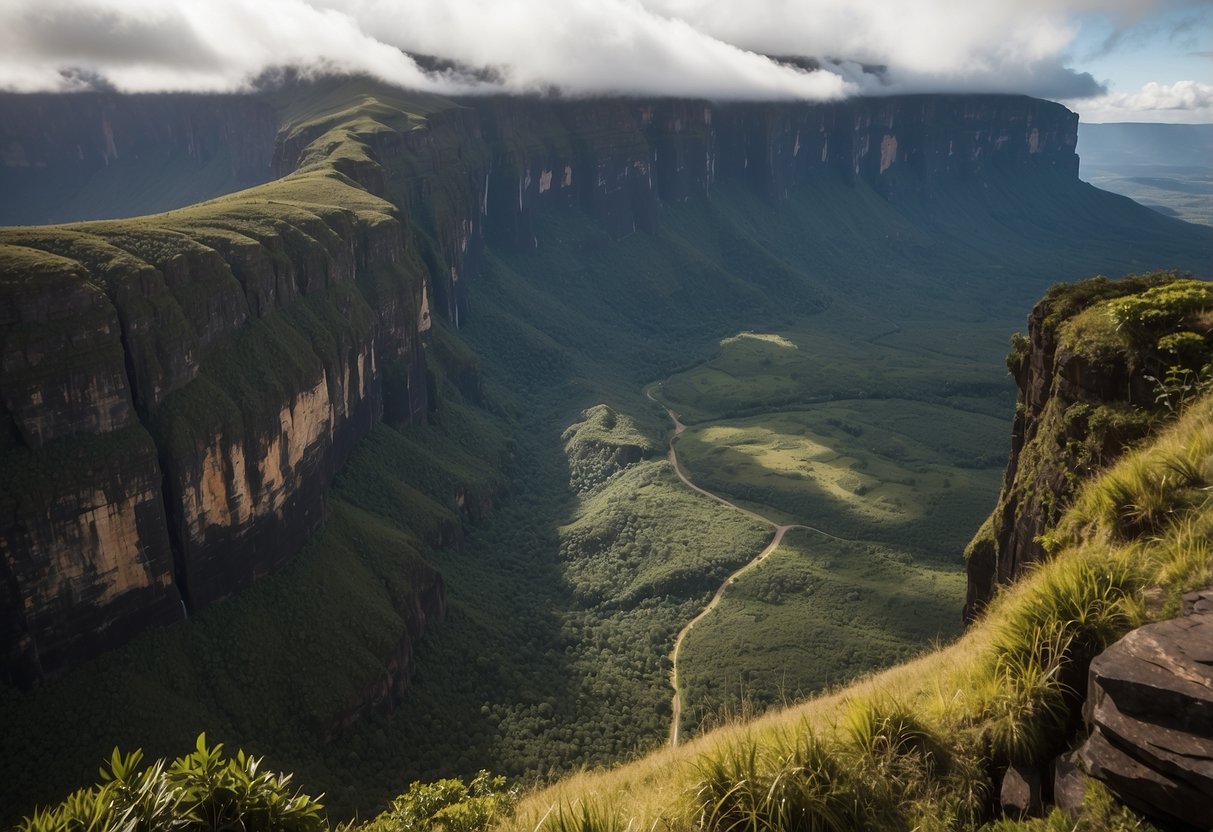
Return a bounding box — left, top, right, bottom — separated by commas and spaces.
1079, 596, 1213, 830
1, 87, 1084, 685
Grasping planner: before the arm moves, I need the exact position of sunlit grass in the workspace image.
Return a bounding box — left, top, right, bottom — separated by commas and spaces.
677, 530, 965, 732
673, 401, 1005, 553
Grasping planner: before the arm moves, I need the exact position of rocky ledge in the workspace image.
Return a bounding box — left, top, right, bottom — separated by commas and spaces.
1078, 589, 1213, 831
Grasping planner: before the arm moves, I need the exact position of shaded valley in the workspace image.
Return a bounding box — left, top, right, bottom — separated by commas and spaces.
2, 83, 1212, 824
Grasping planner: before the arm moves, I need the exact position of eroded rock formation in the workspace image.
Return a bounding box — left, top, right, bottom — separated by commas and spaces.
963, 274, 1182, 621
1079, 593, 1213, 830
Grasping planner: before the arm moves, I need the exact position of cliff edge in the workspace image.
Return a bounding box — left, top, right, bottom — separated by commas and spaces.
965, 272, 1213, 621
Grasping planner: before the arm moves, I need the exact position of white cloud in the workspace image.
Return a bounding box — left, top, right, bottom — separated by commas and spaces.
0, 0, 434, 93
0, 0, 1198, 102
1073, 80, 1213, 122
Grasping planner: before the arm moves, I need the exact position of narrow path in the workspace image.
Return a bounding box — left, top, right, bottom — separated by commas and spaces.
645, 388, 845, 747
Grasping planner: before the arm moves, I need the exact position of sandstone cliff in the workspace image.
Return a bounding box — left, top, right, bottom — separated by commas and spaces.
1, 84, 1087, 687
964, 273, 1213, 621
0, 92, 279, 225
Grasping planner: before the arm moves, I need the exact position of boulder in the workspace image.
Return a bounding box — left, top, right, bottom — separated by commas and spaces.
1000, 763, 1043, 818
1051, 750, 1086, 818
1078, 613, 1213, 830
1182, 589, 1213, 616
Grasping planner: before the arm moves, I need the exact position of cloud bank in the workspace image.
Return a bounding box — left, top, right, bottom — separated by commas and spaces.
0, 0, 1200, 104
1075, 80, 1213, 123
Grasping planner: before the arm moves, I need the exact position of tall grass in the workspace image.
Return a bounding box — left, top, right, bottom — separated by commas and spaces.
537, 800, 630, 832
692, 729, 869, 832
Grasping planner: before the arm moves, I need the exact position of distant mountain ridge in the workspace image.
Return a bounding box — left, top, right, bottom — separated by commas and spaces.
1078, 121, 1213, 225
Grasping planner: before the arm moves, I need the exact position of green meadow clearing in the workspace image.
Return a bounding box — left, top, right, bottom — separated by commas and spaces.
653, 323, 1010, 731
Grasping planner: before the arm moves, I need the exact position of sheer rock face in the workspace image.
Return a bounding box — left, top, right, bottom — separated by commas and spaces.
1079, 606, 1213, 831
0, 92, 279, 226
0, 425, 181, 686
0, 89, 1082, 686
962, 276, 1169, 623
461, 94, 1078, 250
0, 182, 433, 687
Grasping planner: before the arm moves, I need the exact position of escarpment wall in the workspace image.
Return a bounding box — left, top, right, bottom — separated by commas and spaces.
963, 274, 1186, 621
1, 86, 1082, 686
0, 92, 279, 226
460, 94, 1077, 249
0, 142, 444, 686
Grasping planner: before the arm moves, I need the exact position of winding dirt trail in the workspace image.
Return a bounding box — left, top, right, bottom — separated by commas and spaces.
646, 388, 845, 747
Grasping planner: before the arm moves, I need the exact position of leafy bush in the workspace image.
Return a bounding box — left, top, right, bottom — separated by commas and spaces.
1106, 279, 1213, 339
18, 735, 325, 832
358, 771, 519, 832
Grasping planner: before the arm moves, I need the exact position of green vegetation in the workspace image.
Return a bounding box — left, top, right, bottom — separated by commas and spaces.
679, 530, 965, 729
5, 78, 1213, 828
657, 325, 1015, 424
674, 402, 1005, 550
17, 735, 325, 832
561, 405, 658, 493
370, 449, 771, 785
359, 771, 519, 832
17, 737, 528, 832
504, 387, 1213, 832
643, 311, 1008, 733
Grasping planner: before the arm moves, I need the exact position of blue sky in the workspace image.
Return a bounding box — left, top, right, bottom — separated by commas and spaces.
1066, 5, 1213, 122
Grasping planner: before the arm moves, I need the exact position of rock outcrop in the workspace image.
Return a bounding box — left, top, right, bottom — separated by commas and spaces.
1079, 597, 1213, 830
963, 273, 1191, 621
1000, 763, 1044, 819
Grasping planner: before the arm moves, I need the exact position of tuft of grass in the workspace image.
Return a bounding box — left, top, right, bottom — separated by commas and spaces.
841, 696, 936, 764
978, 621, 1077, 766
539, 799, 630, 832
692, 730, 869, 832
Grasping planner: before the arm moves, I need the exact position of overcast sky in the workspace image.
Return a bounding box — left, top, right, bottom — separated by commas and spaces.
0, 0, 1209, 122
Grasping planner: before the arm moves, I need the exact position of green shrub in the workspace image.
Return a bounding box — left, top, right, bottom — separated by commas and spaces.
358, 771, 519, 832
1106, 279, 1213, 339
18, 735, 325, 832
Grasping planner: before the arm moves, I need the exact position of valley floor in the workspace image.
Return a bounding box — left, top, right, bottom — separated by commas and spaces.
5, 164, 1212, 823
